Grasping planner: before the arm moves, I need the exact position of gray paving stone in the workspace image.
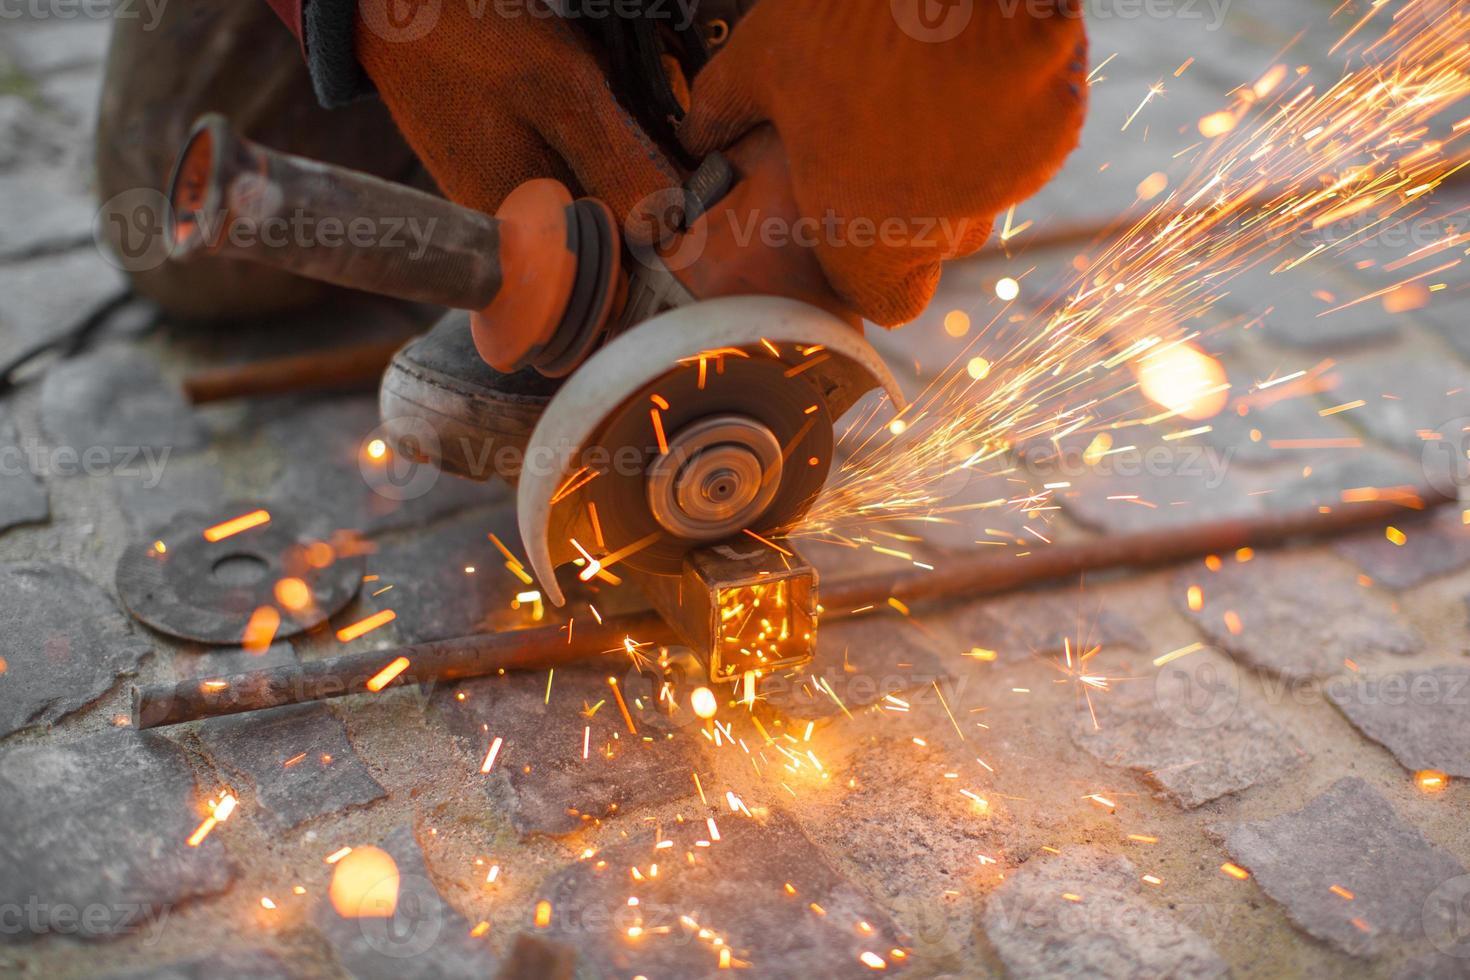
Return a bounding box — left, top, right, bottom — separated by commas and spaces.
173, 640, 298, 681
1217, 263, 1401, 350
364, 506, 533, 645
540, 807, 904, 977
764, 615, 950, 719
197, 703, 387, 830
1059, 445, 1259, 534
0, 171, 95, 259
1325, 354, 1470, 455
1420, 296, 1470, 361
0, 731, 237, 940
0, 411, 48, 533
103, 949, 294, 980
1335, 509, 1470, 589
1217, 777, 1469, 957
948, 589, 1147, 662
312, 825, 498, 979
256, 396, 492, 536
0, 561, 149, 736
8, 20, 112, 75
1254, 449, 1422, 515
983, 848, 1229, 979
39, 344, 204, 459
1073, 652, 1308, 807
0, 94, 63, 170
1328, 666, 1470, 778
109, 457, 225, 537
1198, 348, 1369, 469
1393, 951, 1470, 980
1176, 552, 1420, 680
0, 248, 128, 367
436, 666, 715, 837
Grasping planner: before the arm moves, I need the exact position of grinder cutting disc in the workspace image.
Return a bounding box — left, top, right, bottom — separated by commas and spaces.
116, 502, 363, 644
518, 296, 906, 606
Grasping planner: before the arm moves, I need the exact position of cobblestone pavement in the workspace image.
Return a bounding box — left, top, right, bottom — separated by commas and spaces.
2, 2, 1469, 978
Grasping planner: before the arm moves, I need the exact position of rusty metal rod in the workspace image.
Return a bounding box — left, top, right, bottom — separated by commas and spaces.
168, 114, 503, 311
183, 339, 404, 404
132, 487, 1454, 728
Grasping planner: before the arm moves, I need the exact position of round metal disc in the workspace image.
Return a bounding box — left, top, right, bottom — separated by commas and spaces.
518, 296, 906, 606
585, 356, 833, 576
116, 502, 364, 644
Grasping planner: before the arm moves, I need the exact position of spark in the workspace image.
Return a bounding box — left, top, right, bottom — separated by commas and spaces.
479, 736, 504, 774
804, 3, 1470, 541
339, 610, 397, 644
365, 655, 410, 692
203, 509, 270, 542
186, 791, 237, 847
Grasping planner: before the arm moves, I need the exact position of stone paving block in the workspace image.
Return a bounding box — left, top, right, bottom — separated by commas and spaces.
436, 667, 715, 837
1324, 354, 1470, 455
1217, 264, 1402, 350
767, 615, 951, 720
256, 396, 492, 536
364, 506, 533, 645
104, 949, 295, 980
0, 248, 128, 367
983, 848, 1229, 979
1217, 777, 1469, 957
0, 561, 149, 736
1393, 951, 1470, 980
39, 344, 204, 459
173, 640, 298, 681
1058, 445, 1259, 534
197, 703, 387, 830
0, 411, 48, 533
0, 94, 64, 170
800, 736, 1000, 962
0, 731, 237, 940
1176, 552, 1420, 680
109, 457, 226, 537
1200, 353, 1362, 466
1328, 666, 1470, 778
948, 589, 1147, 662
1253, 448, 1422, 515
1420, 296, 1470, 361
8, 19, 112, 75
1073, 653, 1308, 807
1335, 509, 1470, 589
540, 807, 905, 977
312, 825, 497, 979
0, 171, 95, 259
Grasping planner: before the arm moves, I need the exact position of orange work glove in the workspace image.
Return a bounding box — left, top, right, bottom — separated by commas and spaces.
681, 0, 1089, 326
354, 5, 680, 231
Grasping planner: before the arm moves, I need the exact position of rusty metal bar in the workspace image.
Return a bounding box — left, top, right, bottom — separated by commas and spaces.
133, 487, 1453, 728
183, 339, 405, 404
168, 114, 503, 311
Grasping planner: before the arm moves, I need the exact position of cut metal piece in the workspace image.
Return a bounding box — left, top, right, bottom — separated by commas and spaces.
116, 503, 363, 644
518, 295, 905, 606
636, 543, 819, 684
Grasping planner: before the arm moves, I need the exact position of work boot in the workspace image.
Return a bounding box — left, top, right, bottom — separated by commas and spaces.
378, 311, 559, 485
